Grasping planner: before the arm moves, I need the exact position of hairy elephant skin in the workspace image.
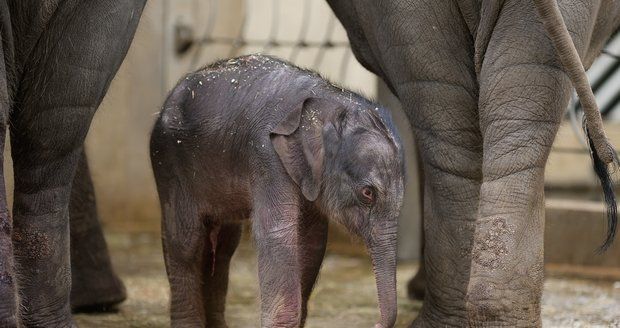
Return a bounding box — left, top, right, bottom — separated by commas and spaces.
327, 0, 620, 327
151, 55, 405, 328
0, 1, 146, 327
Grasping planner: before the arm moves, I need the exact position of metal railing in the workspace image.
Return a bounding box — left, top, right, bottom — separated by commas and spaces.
180, 0, 353, 83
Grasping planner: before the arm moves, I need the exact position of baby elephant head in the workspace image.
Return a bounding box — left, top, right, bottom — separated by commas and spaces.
271, 96, 405, 328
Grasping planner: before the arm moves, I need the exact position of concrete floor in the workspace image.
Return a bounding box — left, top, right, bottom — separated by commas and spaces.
74, 233, 620, 328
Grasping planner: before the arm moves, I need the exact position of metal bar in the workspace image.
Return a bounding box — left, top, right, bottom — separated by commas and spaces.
551, 146, 620, 155
572, 53, 620, 116
339, 48, 352, 83
190, 0, 218, 69
288, 0, 312, 62
197, 36, 349, 48
601, 50, 620, 60
312, 15, 336, 69
262, 0, 280, 53
228, 0, 248, 57
591, 59, 620, 93
601, 86, 620, 117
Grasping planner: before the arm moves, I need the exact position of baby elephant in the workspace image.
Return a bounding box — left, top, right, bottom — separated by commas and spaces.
151, 54, 405, 328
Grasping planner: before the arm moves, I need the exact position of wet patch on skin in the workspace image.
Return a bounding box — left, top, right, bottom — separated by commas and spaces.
12, 230, 52, 260
473, 217, 515, 270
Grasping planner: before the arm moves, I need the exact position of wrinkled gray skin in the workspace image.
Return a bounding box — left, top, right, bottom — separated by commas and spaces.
0, 1, 146, 327
327, 0, 620, 326
151, 55, 405, 328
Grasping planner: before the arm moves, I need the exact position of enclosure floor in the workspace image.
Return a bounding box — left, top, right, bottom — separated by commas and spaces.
74, 233, 620, 327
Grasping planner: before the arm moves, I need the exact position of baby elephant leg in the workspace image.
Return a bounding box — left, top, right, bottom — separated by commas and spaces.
298, 207, 328, 327
161, 194, 208, 327
252, 191, 303, 328
202, 223, 242, 328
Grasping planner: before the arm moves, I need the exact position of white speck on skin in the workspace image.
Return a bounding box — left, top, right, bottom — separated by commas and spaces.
198, 81, 203, 85
177, 140, 182, 144
191, 90, 195, 99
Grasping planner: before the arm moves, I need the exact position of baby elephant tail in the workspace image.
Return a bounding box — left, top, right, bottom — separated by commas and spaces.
533, 0, 617, 251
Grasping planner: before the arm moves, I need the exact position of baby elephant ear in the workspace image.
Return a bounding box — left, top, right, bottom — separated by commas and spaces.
270, 98, 327, 201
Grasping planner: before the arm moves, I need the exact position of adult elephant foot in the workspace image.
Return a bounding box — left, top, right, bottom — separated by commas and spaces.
70, 236, 127, 313
70, 150, 126, 313
407, 212, 425, 301
70, 239, 126, 313
407, 152, 426, 302
406, 265, 425, 301
0, 215, 17, 328
71, 270, 126, 313
0, 220, 16, 326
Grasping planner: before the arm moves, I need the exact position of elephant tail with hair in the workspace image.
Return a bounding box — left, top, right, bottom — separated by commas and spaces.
533, 0, 617, 251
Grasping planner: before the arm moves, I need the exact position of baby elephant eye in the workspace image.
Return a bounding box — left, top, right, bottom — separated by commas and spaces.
359, 186, 376, 204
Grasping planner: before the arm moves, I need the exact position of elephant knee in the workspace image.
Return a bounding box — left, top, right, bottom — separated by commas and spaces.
480, 117, 560, 181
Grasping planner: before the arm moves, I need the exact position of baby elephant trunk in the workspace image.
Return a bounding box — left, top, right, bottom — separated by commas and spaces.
366, 220, 398, 328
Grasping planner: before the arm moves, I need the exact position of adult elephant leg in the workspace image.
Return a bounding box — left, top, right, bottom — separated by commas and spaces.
70, 148, 126, 312
467, 1, 599, 325
10, 1, 145, 326
360, 2, 483, 326
407, 144, 425, 301
0, 27, 16, 326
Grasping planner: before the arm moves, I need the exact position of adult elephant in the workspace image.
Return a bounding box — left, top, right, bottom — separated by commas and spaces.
0, 1, 146, 326
327, 0, 619, 326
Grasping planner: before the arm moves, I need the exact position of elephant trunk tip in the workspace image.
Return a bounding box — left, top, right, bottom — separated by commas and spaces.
375, 310, 397, 328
